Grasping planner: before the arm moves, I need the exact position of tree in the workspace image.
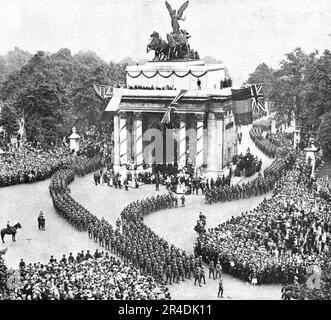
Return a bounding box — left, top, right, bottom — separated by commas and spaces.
246, 63, 275, 99
270, 48, 318, 125
0, 47, 126, 147
0, 102, 19, 139
4, 47, 32, 75
318, 111, 331, 157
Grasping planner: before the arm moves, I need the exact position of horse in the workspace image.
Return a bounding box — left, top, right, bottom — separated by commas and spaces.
194, 219, 206, 235
1, 223, 22, 243
146, 32, 169, 61
194, 223, 206, 235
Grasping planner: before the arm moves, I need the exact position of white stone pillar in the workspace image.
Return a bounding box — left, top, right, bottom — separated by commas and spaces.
177, 114, 186, 169
134, 112, 144, 169
113, 112, 120, 167
194, 113, 204, 168
119, 111, 128, 167
215, 112, 224, 171
293, 129, 301, 150
68, 127, 80, 153
207, 112, 217, 171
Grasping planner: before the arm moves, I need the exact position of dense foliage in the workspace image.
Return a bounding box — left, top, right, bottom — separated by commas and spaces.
0, 48, 126, 148
246, 48, 331, 157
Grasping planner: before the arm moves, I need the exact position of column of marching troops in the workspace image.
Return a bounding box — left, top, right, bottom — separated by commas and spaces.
204, 173, 277, 205
49, 157, 220, 287
48, 124, 298, 289
204, 151, 296, 205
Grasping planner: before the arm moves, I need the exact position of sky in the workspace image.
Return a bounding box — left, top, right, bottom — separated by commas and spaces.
0, 0, 331, 84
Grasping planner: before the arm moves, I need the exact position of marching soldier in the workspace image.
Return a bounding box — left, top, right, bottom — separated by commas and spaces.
194, 267, 201, 287
209, 260, 215, 279
200, 266, 206, 285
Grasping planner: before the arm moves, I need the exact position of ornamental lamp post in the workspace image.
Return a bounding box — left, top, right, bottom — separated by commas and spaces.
69, 126, 80, 154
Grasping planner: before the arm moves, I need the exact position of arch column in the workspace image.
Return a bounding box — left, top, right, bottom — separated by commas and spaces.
113, 111, 120, 167
119, 111, 128, 166
133, 112, 144, 169
207, 112, 217, 171
177, 113, 186, 169
194, 113, 205, 168
215, 112, 225, 170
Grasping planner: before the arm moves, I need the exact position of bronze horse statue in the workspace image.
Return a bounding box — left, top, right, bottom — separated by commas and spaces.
147, 32, 169, 61
147, 30, 191, 60
1, 223, 22, 243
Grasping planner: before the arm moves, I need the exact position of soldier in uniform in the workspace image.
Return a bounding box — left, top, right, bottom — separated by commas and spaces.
165, 265, 172, 285
209, 260, 215, 279
185, 258, 191, 279
68, 252, 74, 264
60, 254, 67, 264
181, 195, 185, 207
200, 266, 206, 285
215, 260, 222, 279
194, 267, 201, 287
218, 275, 224, 298
173, 264, 179, 284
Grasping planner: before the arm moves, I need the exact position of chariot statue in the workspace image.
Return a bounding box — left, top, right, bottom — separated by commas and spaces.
146, 1, 199, 61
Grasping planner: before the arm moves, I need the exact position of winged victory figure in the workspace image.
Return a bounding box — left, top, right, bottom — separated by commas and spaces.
165, 1, 189, 34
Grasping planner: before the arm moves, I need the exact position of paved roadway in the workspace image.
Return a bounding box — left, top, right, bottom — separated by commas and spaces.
0, 179, 101, 269
0, 125, 281, 299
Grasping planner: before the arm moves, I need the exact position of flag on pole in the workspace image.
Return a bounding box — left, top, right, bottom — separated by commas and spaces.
231, 87, 253, 125
161, 89, 187, 125
93, 84, 113, 99
250, 83, 265, 112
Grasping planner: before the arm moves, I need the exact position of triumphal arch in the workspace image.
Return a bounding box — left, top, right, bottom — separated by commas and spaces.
101, 1, 238, 175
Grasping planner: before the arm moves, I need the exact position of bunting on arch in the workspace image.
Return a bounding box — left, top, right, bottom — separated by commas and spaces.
126, 68, 222, 79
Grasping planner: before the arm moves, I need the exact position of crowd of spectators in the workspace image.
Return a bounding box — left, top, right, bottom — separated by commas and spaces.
220, 78, 232, 89
196, 151, 331, 285
6, 250, 169, 300
0, 145, 73, 187
78, 123, 112, 164
127, 85, 176, 90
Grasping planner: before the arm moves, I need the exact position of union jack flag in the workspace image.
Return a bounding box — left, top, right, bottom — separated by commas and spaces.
93, 84, 113, 99
161, 89, 187, 125
250, 83, 265, 112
